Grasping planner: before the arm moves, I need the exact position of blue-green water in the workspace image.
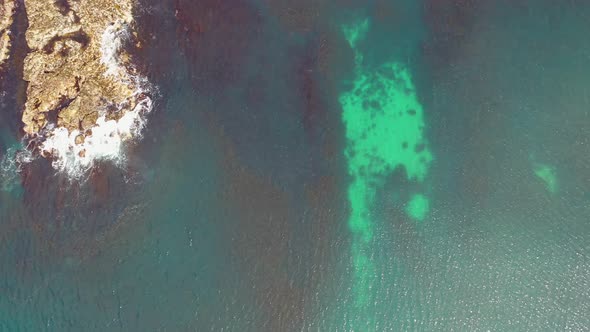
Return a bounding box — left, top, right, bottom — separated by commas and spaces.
1, 1, 589, 331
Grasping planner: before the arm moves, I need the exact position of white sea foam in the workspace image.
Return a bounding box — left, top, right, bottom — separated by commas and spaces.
31, 21, 154, 178
40, 95, 152, 177
100, 21, 131, 77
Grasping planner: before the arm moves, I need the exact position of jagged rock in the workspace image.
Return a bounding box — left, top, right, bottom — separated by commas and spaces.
21, 0, 138, 135
74, 133, 84, 145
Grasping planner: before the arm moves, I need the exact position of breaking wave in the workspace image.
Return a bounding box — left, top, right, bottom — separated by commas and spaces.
39, 93, 152, 177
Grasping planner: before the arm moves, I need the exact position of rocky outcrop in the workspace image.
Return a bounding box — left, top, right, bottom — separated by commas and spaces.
21, 0, 139, 136
0, 0, 16, 69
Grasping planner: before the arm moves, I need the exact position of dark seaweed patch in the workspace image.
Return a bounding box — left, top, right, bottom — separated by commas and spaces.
415, 143, 425, 153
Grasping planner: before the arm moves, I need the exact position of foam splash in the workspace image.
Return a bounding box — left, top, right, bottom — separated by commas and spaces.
31, 21, 154, 178
40, 96, 152, 176
100, 21, 131, 77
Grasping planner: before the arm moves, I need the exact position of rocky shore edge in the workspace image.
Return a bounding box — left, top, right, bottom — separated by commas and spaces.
1, 0, 153, 176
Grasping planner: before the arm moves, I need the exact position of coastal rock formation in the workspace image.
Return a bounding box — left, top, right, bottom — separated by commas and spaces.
22, 0, 139, 136
0, 0, 16, 69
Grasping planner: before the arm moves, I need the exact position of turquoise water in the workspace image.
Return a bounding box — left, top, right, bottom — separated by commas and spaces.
1, 1, 589, 331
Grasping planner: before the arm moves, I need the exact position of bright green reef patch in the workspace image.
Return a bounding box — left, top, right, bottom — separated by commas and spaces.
406, 193, 430, 222
340, 61, 433, 182
342, 18, 369, 50
339, 18, 433, 313
533, 162, 558, 194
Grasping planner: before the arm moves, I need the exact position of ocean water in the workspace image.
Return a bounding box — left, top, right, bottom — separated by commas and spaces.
1, 0, 589, 331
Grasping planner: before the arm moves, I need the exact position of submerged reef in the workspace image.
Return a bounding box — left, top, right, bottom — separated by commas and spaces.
340, 17, 433, 320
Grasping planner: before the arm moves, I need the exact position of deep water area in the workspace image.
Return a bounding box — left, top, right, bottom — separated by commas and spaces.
1, 0, 589, 331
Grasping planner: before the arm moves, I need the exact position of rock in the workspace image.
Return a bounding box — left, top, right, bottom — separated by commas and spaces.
74, 134, 84, 145
21, 0, 138, 135
0, 0, 17, 69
